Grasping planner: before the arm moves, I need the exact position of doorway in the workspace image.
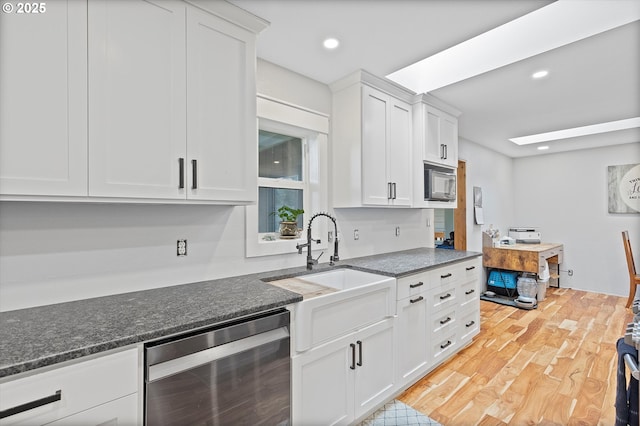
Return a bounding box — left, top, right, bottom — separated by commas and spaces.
434, 160, 466, 250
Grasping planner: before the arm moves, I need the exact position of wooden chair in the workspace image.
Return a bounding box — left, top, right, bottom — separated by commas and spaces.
623, 231, 640, 308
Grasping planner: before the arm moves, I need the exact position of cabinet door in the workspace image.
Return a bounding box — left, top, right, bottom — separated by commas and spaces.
353, 318, 395, 419
388, 99, 412, 206
0, 0, 87, 196
88, 0, 186, 199
396, 295, 428, 384
422, 105, 458, 168
361, 86, 390, 206
440, 113, 458, 167
186, 8, 257, 203
292, 334, 354, 426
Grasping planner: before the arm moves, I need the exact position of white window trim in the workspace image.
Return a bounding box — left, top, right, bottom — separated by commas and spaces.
245, 95, 329, 258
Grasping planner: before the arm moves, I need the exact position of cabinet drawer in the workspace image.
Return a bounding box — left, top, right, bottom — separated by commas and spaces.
396, 272, 430, 300
460, 259, 481, 283
427, 283, 457, 313
460, 309, 480, 344
460, 279, 479, 309
432, 266, 458, 288
432, 331, 457, 364
0, 348, 138, 426
46, 393, 138, 426
430, 306, 456, 336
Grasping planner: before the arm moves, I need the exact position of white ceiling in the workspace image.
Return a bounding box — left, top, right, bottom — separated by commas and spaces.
229, 0, 640, 158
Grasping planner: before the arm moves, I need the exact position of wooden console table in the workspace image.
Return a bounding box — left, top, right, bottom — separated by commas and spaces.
483, 242, 564, 286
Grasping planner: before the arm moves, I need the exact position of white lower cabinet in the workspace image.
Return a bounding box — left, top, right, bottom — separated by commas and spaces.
395, 282, 429, 385
395, 257, 481, 388
46, 393, 138, 426
292, 257, 481, 424
292, 318, 395, 425
0, 348, 139, 426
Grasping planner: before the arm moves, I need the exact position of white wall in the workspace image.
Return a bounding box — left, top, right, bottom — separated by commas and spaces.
512, 143, 640, 296
0, 61, 431, 311
458, 137, 515, 252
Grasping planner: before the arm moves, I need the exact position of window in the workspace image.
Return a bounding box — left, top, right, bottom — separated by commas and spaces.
258, 130, 305, 233
245, 96, 328, 258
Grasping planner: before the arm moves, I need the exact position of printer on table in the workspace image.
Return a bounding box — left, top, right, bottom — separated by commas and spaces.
508, 227, 541, 244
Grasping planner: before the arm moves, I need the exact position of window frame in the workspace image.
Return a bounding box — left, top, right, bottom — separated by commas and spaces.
245, 95, 329, 258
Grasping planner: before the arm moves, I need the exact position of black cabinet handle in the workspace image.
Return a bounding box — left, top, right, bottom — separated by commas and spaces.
0, 390, 62, 419
466, 320, 476, 328
392, 183, 397, 200
409, 282, 424, 289
357, 340, 363, 367
440, 340, 452, 349
410, 296, 424, 304
191, 159, 198, 189
444, 144, 448, 159
465, 289, 475, 295
178, 158, 185, 189
350, 343, 356, 370
440, 316, 452, 325
387, 182, 392, 200
440, 273, 452, 279
439, 293, 452, 300
466, 266, 475, 271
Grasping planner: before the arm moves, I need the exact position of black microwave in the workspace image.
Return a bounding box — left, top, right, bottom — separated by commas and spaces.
425, 165, 456, 201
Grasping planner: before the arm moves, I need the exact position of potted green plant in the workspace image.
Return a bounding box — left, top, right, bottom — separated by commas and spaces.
273, 205, 304, 238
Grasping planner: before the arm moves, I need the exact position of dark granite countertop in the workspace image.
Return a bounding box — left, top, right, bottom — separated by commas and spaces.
0, 247, 480, 379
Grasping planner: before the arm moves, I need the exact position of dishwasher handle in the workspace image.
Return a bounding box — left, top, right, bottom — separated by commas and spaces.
148, 326, 289, 382
146, 309, 289, 366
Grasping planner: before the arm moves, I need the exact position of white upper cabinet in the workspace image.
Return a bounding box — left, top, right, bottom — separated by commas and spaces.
185, 6, 257, 202
89, 0, 262, 203
0, 0, 88, 196
413, 94, 460, 169
1, 0, 265, 203
412, 94, 461, 208
88, 0, 187, 199
332, 70, 413, 208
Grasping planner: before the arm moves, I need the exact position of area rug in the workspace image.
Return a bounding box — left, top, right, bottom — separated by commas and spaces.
359, 399, 442, 425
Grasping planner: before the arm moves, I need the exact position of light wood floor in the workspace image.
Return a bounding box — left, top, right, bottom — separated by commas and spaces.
398, 287, 635, 425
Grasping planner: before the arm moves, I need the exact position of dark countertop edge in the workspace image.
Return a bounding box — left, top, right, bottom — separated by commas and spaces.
0, 296, 301, 379
0, 247, 480, 378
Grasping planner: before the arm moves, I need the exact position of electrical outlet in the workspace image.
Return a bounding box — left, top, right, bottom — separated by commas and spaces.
328, 231, 334, 243
177, 239, 187, 256
395, 226, 400, 237
354, 229, 359, 240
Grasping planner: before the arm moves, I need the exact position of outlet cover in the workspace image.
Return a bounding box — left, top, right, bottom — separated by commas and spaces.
177, 239, 187, 256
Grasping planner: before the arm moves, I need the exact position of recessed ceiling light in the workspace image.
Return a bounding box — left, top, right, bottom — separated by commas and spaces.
323, 38, 340, 50
532, 70, 549, 79
273, 160, 280, 164
510, 117, 640, 145
537, 146, 550, 150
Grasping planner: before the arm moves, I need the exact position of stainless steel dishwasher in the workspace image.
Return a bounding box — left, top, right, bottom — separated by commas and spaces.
144, 309, 290, 425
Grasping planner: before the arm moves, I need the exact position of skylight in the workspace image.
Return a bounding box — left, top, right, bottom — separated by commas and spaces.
510, 117, 640, 145
386, 0, 640, 94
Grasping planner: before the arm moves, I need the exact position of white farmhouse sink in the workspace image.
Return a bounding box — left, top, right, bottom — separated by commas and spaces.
269, 268, 396, 353
296, 268, 393, 291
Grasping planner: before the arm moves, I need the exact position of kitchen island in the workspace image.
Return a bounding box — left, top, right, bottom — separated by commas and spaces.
0, 247, 480, 379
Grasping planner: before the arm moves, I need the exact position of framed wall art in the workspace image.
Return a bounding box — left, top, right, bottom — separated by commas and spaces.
608, 163, 640, 214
